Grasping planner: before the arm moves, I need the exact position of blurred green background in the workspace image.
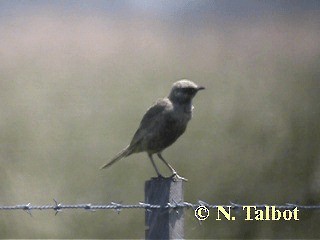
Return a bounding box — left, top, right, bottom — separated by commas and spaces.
0, 0, 320, 238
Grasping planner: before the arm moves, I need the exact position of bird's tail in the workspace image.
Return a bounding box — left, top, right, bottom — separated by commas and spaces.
100, 145, 132, 170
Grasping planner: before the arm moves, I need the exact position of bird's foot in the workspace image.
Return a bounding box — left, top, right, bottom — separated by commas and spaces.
152, 174, 165, 180
171, 172, 188, 182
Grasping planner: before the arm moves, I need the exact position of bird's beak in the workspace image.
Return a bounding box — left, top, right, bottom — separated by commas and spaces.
197, 86, 205, 91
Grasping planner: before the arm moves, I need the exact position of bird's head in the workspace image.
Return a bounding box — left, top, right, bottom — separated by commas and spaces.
168, 79, 205, 104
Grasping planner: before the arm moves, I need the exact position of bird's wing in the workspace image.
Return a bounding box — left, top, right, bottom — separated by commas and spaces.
129, 98, 170, 147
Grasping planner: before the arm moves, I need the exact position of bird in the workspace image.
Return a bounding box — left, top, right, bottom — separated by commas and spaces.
100, 79, 205, 181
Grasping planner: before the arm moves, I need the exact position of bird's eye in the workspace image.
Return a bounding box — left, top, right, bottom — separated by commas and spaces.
183, 87, 196, 94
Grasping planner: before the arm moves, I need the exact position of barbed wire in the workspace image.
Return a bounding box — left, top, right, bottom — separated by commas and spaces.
0, 200, 319, 215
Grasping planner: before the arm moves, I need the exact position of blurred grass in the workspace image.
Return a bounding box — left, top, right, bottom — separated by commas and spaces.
0, 5, 320, 239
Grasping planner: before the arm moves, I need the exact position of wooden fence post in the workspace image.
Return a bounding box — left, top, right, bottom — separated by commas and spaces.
145, 177, 184, 239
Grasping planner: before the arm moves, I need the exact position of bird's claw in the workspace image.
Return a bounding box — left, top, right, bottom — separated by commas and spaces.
171, 172, 188, 182
152, 173, 188, 181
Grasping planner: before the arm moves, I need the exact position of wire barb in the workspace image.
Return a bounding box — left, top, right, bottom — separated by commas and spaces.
23, 203, 32, 216
53, 199, 62, 215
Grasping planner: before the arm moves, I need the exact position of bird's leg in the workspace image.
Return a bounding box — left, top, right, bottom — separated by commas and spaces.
157, 153, 176, 173
148, 153, 164, 178
157, 153, 188, 181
